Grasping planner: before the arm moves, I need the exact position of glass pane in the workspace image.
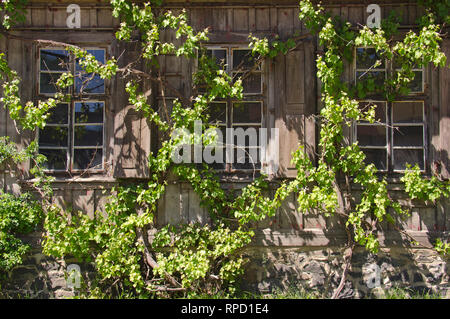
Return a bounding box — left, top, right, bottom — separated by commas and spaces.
357, 125, 386, 147
39, 149, 67, 170
40, 49, 70, 71
73, 148, 103, 170
206, 49, 227, 68
393, 101, 423, 123
208, 102, 227, 124
203, 145, 226, 170
39, 127, 68, 147
232, 126, 260, 148
233, 102, 262, 124
356, 48, 385, 69
234, 72, 262, 94
356, 71, 386, 88
361, 148, 387, 171
393, 126, 423, 147
75, 49, 105, 71
74, 125, 103, 146
40, 73, 68, 94
47, 103, 69, 125
75, 73, 105, 94
409, 71, 423, 93
394, 149, 424, 170
75, 102, 104, 123
233, 49, 258, 69
358, 101, 386, 123
232, 147, 261, 170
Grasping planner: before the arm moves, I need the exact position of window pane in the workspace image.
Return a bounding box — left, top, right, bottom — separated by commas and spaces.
208, 102, 227, 124
362, 148, 387, 171
203, 146, 226, 170
75, 102, 104, 123
393, 126, 423, 147
232, 148, 261, 170
409, 70, 423, 93
356, 71, 386, 88
75, 49, 105, 71
357, 125, 386, 147
358, 101, 386, 123
40, 49, 70, 71
234, 72, 262, 94
356, 48, 385, 69
47, 103, 69, 125
233, 102, 262, 124
74, 125, 103, 146
73, 148, 102, 170
206, 49, 227, 68
75, 73, 105, 94
394, 149, 424, 170
232, 126, 260, 147
233, 50, 258, 69
40, 73, 68, 94
39, 127, 68, 147
393, 102, 423, 123
39, 149, 67, 170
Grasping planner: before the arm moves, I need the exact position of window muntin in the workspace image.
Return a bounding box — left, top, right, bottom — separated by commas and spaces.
75, 49, 106, 94
38, 47, 106, 172
39, 49, 70, 94
356, 101, 388, 171
354, 47, 427, 172
355, 100, 425, 172
72, 101, 104, 170
355, 47, 386, 90
202, 46, 264, 171
39, 48, 106, 96
231, 48, 262, 95
391, 101, 425, 171
38, 103, 70, 171
355, 47, 425, 95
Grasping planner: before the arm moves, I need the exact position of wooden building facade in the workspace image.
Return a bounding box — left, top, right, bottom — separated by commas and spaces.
1, 0, 449, 249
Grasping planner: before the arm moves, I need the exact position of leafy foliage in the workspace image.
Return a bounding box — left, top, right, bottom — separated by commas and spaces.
0, 0, 448, 299
0, 192, 43, 274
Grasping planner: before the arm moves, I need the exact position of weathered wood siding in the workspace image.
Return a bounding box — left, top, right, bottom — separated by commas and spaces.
0, 1, 448, 246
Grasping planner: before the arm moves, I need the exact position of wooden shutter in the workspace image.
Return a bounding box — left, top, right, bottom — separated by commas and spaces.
439, 39, 450, 178
274, 40, 316, 178
113, 42, 151, 178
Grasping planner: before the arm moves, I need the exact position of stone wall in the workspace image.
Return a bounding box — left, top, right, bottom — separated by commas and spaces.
2, 234, 449, 299
242, 247, 450, 298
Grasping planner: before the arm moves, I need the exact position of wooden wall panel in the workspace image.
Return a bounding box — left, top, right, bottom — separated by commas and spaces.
233, 9, 249, 32
439, 40, 450, 178
0, 36, 7, 138
255, 8, 270, 32
285, 49, 305, 109
277, 193, 302, 230
212, 8, 227, 32
277, 8, 293, 39
72, 189, 95, 217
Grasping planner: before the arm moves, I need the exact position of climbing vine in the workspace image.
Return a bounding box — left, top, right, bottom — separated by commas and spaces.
0, 0, 449, 298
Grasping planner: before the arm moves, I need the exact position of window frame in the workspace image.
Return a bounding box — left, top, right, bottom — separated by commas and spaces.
199, 44, 266, 172
353, 47, 428, 173
391, 100, 426, 172
354, 100, 389, 172
36, 46, 108, 173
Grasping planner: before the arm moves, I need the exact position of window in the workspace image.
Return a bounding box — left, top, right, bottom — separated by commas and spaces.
38, 48, 106, 171
201, 46, 264, 171
354, 47, 426, 172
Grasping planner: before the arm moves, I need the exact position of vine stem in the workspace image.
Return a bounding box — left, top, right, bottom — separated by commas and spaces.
135, 205, 183, 289
331, 243, 355, 299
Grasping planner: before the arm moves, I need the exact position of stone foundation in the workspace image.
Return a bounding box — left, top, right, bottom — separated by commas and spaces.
1, 237, 449, 299
242, 247, 450, 298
